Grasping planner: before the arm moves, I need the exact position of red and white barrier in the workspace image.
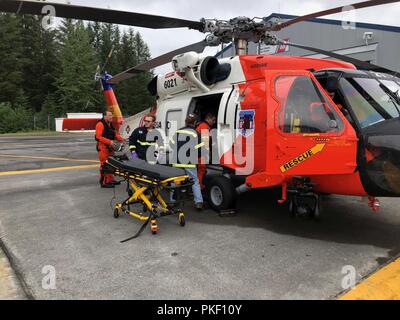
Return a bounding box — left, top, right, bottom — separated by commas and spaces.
56, 113, 103, 132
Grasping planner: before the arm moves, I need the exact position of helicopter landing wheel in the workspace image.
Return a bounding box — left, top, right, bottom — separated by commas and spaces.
289, 194, 321, 220
288, 199, 297, 218
205, 175, 236, 212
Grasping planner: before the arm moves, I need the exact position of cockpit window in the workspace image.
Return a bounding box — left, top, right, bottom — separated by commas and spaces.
340, 77, 400, 129
275, 75, 343, 134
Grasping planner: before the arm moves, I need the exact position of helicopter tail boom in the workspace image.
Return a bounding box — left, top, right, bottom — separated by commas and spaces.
101, 77, 124, 132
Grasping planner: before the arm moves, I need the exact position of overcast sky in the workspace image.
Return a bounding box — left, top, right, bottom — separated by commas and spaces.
44, 0, 400, 73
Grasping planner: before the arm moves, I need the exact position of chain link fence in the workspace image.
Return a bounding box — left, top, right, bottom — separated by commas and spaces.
32, 113, 57, 131
0, 103, 59, 133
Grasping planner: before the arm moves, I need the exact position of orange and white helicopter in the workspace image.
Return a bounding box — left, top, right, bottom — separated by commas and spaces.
3, 0, 400, 218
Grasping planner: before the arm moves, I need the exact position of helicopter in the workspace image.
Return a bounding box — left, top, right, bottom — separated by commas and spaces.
2, 0, 400, 218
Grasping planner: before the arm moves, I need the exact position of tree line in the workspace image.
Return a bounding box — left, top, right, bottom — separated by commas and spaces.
0, 13, 155, 133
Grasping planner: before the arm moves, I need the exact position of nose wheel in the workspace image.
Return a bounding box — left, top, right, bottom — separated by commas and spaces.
289, 194, 321, 220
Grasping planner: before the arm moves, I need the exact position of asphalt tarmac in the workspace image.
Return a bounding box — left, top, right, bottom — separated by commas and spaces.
0, 133, 399, 300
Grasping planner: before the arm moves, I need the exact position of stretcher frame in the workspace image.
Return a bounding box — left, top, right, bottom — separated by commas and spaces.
109, 163, 193, 236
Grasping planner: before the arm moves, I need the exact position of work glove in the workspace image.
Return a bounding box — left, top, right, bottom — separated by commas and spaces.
110, 141, 123, 152
131, 151, 138, 159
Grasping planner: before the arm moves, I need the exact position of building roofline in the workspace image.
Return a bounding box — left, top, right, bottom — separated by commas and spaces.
267, 13, 400, 33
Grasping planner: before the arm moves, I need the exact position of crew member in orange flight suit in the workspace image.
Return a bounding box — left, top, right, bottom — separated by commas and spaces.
95, 111, 125, 188
196, 113, 217, 189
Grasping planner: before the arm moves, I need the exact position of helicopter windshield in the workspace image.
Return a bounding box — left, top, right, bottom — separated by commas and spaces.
340, 76, 400, 129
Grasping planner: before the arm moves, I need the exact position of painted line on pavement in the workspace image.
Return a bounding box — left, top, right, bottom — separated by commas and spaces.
340, 257, 400, 300
0, 154, 98, 163
0, 164, 99, 176
0, 141, 94, 149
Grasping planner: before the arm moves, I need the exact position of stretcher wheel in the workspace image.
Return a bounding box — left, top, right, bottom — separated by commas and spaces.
113, 208, 120, 219
178, 212, 186, 227
150, 219, 158, 235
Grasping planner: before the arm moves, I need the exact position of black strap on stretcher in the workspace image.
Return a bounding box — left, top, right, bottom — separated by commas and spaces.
120, 212, 156, 243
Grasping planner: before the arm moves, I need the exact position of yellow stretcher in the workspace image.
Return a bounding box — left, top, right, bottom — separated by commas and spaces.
104, 157, 193, 241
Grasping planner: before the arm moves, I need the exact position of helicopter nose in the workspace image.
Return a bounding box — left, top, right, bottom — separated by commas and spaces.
360, 132, 400, 197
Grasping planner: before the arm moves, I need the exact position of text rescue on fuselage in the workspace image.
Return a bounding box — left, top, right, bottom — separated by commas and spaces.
280, 143, 326, 173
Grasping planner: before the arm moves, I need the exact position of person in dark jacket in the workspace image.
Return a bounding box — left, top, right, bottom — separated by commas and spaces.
170, 114, 205, 210
129, 114, 163, 162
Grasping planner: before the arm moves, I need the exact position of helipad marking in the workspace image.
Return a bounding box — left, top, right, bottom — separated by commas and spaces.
0, 154, 98, 163
0, 164, 98, 176
339, 257, 400, 300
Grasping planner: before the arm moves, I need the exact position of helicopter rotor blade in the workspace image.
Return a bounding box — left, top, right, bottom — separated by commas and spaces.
108, 40, 208, 84
0, 0, 203, 30
282, 40, 399, 76
94, 47, 115, 87
272, 0, 400, 31
100, 46, 115, 74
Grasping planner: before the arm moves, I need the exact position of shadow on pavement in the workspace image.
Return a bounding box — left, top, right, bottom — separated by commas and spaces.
186, 188, 400, 258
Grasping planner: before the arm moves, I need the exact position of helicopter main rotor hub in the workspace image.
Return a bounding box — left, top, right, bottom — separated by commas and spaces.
200, 17, 281, 50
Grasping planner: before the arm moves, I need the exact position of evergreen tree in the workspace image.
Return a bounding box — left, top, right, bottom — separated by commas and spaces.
20, 15, 59, 113
0, 14, 26, 107
56, 20, 98, 114
115, 29, 137, 114
0, 15, 157, 133
98, 23, 121, 75
130, 31, 154, 115
93, 25, 155, 116
87, 21, 102, 53
110, 29, 155, 116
